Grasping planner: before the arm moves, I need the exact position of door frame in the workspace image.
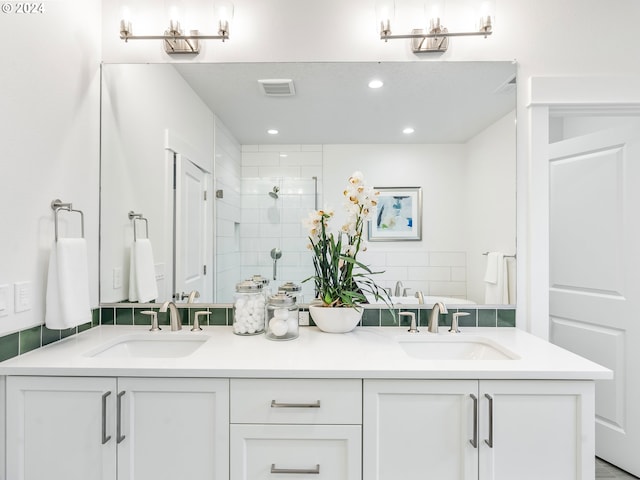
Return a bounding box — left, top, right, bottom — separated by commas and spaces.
164, 129, 213, 302
528, 76, 640, 340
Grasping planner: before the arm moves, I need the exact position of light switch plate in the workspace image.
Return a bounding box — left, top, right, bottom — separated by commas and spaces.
14, 281, 32, 313
298, 310, 310, 326
0, 284, 9, 317
113, 267, 122, 289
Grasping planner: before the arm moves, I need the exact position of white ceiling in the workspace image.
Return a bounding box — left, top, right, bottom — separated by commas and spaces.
174, 61, 516, 145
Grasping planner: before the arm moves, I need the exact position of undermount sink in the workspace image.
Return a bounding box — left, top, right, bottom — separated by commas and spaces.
396, 335, 519, 360
86, 334, 209, 359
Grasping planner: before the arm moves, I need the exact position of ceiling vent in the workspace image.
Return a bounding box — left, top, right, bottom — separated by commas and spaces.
494, 75, 516, 94
258, 79, 296, 96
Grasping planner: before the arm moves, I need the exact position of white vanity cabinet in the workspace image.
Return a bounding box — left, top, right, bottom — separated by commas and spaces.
363, 379, 595, 480
229, 378, 362, 480
5, 376, 229, 480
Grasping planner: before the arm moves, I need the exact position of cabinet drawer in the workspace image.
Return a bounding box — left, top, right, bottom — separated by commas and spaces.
230, 378, 362, 424
230, 424, 361, 480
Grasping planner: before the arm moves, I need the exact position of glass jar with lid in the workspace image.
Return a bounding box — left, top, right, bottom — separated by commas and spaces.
233, 280, 265, 335
251, 274, 271, 298
265, 293, 299, 341
278, 281, 303, 304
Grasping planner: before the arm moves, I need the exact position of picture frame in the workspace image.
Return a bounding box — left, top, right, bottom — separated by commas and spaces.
368, 187, 422, 241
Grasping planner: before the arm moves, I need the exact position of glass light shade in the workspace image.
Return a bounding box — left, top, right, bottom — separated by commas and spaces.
119, 3, 132, 36
166, 1, 184, 33
424, 0, 446, 32
478, 0, 495, 32
214, 1, 234, 36
375, 0, 395, 36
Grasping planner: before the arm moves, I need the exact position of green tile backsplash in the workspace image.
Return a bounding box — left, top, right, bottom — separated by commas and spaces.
0, 305, 515, 363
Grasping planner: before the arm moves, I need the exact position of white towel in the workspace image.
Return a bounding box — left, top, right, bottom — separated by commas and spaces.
129, 239, 158, 303
45, 239, 92, 329
484, 252, 509, 304
484, 252, 500, 284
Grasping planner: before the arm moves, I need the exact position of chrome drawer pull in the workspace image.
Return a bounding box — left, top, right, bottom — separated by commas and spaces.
469, 393, 478, 448
116, 390, 126, 443
270, 400, 321, 408
484, 393, 494, 448
270, 464, 320, 474
101, 391, 112, 445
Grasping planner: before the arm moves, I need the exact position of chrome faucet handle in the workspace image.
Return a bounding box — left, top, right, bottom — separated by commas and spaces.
449, 312, 470, 334
141, 310, 160, 331
399, 312, 418, 334
192, 311, 210, 331
402, 287, 412, 297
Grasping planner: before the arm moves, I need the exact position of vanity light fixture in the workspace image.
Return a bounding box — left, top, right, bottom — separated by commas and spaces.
376, 0, 494, 53
119, 1, 234, 55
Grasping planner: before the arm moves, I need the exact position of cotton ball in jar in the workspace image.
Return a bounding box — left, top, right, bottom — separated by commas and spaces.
273, 308, 289, 320
269, 318, 288, 337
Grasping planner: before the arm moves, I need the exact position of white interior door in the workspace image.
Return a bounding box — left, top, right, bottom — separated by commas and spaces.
548, 122, 640, 476
175, 154, 209, 301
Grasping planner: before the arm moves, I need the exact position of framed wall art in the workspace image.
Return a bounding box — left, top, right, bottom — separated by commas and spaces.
368, 187, 422, 241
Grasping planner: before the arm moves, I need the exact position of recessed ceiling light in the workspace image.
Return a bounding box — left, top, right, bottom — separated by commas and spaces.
267, 129, 279, 135
403, 127, 415, 134
368, 79, 384, 89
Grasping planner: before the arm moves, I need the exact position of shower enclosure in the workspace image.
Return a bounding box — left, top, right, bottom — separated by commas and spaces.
217, 176, 318, 303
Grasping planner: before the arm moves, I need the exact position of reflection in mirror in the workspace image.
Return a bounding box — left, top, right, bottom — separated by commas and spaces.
100, 61, 516, 306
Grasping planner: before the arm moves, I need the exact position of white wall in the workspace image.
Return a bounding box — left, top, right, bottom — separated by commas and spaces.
100, 64, 214, 303
0, 0, 101, 335
465, 111, 517, 303
324, 144, 469, 297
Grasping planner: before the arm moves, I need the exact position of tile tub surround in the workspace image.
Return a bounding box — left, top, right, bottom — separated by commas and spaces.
0, 304, 515, 363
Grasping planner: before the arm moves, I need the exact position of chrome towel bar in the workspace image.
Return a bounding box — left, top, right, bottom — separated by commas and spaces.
51, 199, 84, 241
128, 211, 149, 241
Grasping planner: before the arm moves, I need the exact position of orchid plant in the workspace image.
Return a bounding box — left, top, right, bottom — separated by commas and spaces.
303, 171, 390, 309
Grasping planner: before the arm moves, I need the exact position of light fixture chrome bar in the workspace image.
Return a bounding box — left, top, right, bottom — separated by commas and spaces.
120, 33, 229, 41
381, 30, 492, 40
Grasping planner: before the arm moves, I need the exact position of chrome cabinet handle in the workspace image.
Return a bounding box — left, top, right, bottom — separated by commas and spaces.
101, 391, 112, 445
270, 464, 320, 474
469, 393, 478, 448
270, 400, 321, 408
484, 393, 494, 448
116, 391, 126, 443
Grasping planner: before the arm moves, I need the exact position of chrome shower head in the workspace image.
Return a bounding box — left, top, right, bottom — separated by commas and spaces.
269, 186, 280, 199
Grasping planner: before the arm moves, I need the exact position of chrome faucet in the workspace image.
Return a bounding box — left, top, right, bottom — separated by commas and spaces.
428, 302, 448, 333
415, 290, 424, 304
394, 281, 404, 297
159, 301, 182, 331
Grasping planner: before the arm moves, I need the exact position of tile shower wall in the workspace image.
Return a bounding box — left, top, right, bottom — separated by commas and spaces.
240, 145, 323, 302
214, 119, 243, 302
359, 250, 468, 299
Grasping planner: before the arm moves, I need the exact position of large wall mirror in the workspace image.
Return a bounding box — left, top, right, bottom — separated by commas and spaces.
100, 61, 516, 306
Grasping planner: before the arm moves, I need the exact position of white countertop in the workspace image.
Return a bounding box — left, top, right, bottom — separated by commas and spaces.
0, 326, 612, 380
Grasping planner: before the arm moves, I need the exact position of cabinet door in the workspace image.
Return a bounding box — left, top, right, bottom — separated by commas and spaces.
6, 376, 117, 480
116, 377, 229, 480
363, 379, 479, 480
479, 380, 595, 480
230, 424, 361, 480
